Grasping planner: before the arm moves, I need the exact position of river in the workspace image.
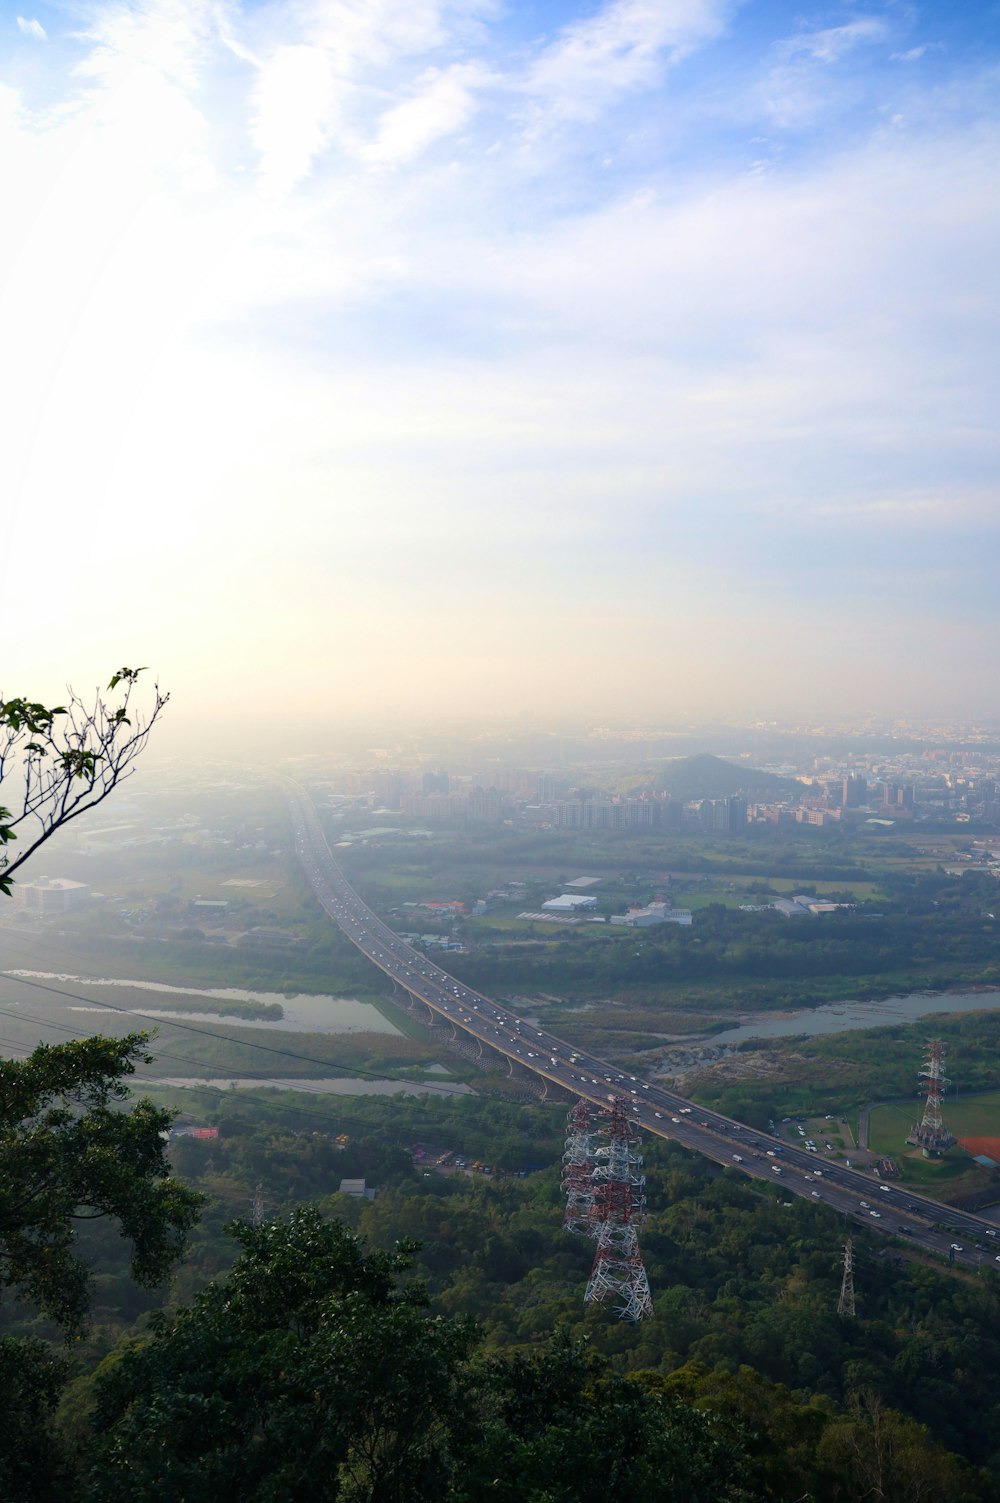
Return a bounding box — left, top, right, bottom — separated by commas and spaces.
5, 971, 402, 1034
709, 988, 1000, 1048
149, 1076, 473, 1096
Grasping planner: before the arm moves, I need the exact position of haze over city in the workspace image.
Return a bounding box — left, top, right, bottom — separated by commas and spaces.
1, 0, 998, 743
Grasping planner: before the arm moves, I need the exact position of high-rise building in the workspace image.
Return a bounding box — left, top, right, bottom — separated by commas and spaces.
700, 796, 747, 834
842, 776, 867, 808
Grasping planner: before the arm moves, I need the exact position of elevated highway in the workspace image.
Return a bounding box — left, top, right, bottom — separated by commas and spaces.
286, 784, 1000, 1275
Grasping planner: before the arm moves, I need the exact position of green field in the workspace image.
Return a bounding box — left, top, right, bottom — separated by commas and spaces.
866, 1090, 1000, 1189
869, 1090, 1000, 1147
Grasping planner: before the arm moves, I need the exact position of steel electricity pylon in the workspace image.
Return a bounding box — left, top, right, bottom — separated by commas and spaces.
907, 1039, 956, 1156
583, 1097, 653, 1322
562, 1099, 597, 1236
837, 1237, 856, 1318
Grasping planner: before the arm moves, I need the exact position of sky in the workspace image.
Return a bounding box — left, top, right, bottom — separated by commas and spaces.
1, 0, 998, 745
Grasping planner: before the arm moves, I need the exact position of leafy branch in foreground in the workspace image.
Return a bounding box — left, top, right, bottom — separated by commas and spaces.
0, 1033, 203, 1335
0, 667, 167, 894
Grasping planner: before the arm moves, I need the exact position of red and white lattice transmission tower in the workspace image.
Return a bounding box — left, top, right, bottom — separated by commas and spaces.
907, 1038, 956, 1156
583, 1097, 653, 1322
562, 1099, 596, 1236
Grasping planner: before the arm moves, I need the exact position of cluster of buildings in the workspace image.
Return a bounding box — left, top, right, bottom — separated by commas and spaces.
319, 745, 1000, 837
517, 891, 692, 927
766, 895, 854, 919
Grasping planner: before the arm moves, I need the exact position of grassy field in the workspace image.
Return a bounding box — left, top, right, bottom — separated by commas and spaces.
869, 1091, 1000, 1149
866, 1091, 1000, 1190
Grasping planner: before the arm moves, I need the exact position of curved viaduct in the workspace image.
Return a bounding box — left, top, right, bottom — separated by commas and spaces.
286, 782, 1000, 1274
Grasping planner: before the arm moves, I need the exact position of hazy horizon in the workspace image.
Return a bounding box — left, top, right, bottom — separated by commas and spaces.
2, 0, 998, 745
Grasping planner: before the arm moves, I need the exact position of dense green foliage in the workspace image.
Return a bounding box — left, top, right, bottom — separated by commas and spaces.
79, 1210, 748, 1503
51, 1192, 998, 1503
0, 1088, 989, 1501
0, 1035, 202, 1334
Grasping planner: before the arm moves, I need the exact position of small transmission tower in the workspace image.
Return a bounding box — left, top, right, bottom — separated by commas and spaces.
251, 1182, 267, 1228
906, 1039, 955, 1156
837, 1237, 856, 1318
562, 1100, 596, 1235
583, 1098, 653, 1322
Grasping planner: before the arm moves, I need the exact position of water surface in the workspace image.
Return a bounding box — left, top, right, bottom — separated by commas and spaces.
6, 970, 400, 1034
150, 1076, 472, 1096
710, 989, 1000, 1048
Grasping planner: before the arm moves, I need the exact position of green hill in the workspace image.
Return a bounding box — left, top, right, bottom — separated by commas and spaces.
659, 752, 797, 801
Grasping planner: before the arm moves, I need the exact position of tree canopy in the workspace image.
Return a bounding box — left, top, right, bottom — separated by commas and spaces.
82, 1207, 748, 1503
0, 1033, 202, 1334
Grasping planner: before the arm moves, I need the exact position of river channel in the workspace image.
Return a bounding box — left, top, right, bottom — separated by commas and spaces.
151, 1077, 473, 1097
708, 988, 1000, 1048
6, 971, 402, 1034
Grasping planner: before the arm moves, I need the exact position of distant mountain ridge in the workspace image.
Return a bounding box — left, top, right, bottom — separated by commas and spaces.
658, 753, 798, 801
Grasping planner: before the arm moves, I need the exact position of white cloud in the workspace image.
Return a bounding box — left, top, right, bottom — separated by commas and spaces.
890, 44, 944, 65
777, 18, 886, 65
16, 16, 46, 41
520, 0, 730, 123
362, 62, 488, 165
250, 43, 338, 194
762, 16, 889, 127
0, 0, 998, 726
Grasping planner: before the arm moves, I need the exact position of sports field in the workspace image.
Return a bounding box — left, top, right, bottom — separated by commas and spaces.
867, 1090, 1000, 1187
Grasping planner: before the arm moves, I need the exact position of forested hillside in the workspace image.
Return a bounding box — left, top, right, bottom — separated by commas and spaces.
6, 1090, 998, 1501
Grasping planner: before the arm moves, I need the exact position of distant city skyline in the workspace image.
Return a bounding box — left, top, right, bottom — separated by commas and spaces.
1, 0, 998, 744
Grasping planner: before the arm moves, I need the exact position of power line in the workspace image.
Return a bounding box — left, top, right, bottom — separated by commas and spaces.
0, 1002, 485, 1141
0, 953, 507, 1139
0, 968, 476, 1097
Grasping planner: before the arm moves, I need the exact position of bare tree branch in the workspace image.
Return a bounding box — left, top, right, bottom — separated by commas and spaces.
0, 667, 168, 894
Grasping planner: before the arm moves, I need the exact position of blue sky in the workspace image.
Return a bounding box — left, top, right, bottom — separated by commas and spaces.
1, 0, 998, 737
